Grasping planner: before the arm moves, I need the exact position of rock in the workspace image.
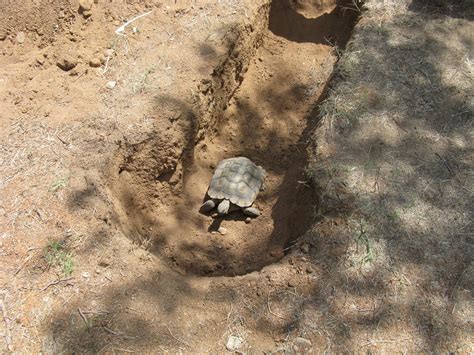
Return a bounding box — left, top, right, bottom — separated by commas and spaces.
217, 227, 227, 235
306, 265, 314, 274
245, 217, 251, 224
226, 335, 243, 351
294, 337, 312, 348
89, 57, 102, 67
99, 260, 110, 267
16, 31, 26, 44
106, 80, 116, 89
300, 243, 310, 253
57, 55, 78, 71
36, 56, 45, 65
269, 246, 284, 258
288, 279, 296, 287
82, 10, 93, 18
79, 0, 94, 11
104, 48, 114, 57
82, 272, 91, 278
0, 30, 7, 41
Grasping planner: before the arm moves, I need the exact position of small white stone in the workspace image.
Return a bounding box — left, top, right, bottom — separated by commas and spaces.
16, 31, 26, 44
300, 244, 310, 253
217, 227, 227, 235
294, 337, 312, 347
226, 335, 243, 351
82, 272, 91, 278
106, 80, 116, 89
79, 0, 94, 11
104, 48, 114, 57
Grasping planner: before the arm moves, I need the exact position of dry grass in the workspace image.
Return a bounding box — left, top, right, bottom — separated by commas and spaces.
306, 0, 473, 351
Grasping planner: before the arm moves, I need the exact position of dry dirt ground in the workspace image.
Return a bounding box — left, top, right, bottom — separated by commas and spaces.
0, 0, 473, 353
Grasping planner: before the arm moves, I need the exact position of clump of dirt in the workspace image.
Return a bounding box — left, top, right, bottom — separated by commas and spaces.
288, 0, 338, 18
108, 0, 360, 276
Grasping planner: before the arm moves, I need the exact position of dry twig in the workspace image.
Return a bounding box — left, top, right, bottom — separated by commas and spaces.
0, 296, 13, 352
40, 277, 74, 291
115, 11, 153, 35
435, 153, 455, 177
14, 254, 33, 275
103, 326, 136, 339
361, 337, 411, 348
166, 324, 190, 347
267, 292, 285, 319
450, 263, 471, 314
78, 308, 89, 326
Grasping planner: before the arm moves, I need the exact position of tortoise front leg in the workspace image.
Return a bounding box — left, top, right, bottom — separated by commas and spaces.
217, 200, 231, 215
200, 199, 216, 213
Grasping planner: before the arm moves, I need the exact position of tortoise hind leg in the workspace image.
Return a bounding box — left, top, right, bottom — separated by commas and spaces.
243, 206, 261, 217
200, 199, 216, 213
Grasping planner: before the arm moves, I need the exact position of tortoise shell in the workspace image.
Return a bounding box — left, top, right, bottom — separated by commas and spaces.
207, 157, 265, 207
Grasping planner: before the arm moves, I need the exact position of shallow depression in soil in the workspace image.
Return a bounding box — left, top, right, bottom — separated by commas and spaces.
110, 0, 360, 277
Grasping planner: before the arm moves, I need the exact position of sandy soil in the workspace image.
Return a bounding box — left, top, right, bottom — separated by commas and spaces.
0, 0, 472, 353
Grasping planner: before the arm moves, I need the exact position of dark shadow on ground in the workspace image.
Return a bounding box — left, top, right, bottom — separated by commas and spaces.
409, 0, 474, 20
269, 0, 361, 46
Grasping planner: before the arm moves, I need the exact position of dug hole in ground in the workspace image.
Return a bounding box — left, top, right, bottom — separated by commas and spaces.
0, 0, 472, 352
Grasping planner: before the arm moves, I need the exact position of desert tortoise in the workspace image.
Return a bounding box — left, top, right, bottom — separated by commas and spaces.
200, 157, 265, 217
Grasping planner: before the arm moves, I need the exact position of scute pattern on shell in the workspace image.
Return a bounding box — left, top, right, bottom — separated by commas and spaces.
207, 157, 265, 207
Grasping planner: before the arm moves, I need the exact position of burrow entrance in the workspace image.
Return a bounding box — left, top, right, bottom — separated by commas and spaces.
108, 0, 361, 277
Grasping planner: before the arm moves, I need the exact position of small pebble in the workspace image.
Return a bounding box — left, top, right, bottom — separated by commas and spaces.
294, 337, 312, 347
36, 56, 45, 65
269, 246, 284, 258
217, 227, 227, 235
245, 217, 251, 224
57, 54, 78, 71
106, 80, 116, 89
104, 48, 114, 57
0, 30, 7, 41
226, 335, 243, 351
98, 260, 110, 267
89, 57, 101, 67
79, 0, 94, 11
288, 279, 296, 287
16, 31, 26, 44
82, 10, 93, 18
82, 272, 91, 278
300, 244, 310, 253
